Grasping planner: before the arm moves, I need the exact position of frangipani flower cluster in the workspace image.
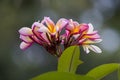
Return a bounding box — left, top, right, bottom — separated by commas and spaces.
19, 17, 102, 57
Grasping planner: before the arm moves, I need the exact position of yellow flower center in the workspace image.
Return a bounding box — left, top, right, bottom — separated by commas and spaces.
48, 24, 56, 33
71, 26, 80, 34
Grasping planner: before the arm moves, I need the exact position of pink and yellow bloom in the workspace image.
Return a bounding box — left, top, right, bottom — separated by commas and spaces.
63, 19, 102, 53
19, 17, 68, 57
19, 17, 102, 57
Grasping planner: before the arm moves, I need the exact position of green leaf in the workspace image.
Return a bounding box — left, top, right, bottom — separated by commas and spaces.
86, 63, 120, 80
58, 46, 83, 73
32, 71, 96, 80
118, 64, 120, 80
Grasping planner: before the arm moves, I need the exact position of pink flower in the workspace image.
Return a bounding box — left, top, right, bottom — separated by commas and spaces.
19, 17, 68, 57
19, 17, 102, 57
19, 27, 34, 50
63, 19, 102, 53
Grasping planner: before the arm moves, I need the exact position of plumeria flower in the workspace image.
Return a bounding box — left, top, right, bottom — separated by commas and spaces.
37, 17, 68, 56
19, 17, 68, 57
38, 17, 68, 42
19, 17, 102, 57
63, 19, 102, 53
19, 27, 34, 50
19, 24, 47, 50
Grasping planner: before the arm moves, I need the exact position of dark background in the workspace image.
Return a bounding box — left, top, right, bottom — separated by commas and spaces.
0, 0, 120, 80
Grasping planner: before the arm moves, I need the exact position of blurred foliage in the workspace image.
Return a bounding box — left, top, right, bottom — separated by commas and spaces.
0, 0, 120, 80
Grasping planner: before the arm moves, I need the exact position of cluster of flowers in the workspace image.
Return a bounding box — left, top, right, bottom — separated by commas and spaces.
19, 17, 102, 57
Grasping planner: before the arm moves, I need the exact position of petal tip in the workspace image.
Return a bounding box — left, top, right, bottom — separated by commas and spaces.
19, 27, 33, 36
20, 42, 32, 50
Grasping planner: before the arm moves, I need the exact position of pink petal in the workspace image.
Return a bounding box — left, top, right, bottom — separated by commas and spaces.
33, 25, 49, 43
38, 24, 49, 33
41, 33, 50, 43
82, 39, 102, 44
64, 30, 70, 37
66, 19, 74, 31
31, 22, 41, 29
32, 36, 42, 45
79, 38, 88, 44
79, 23, 88, 33
87, 31, 98, 35
20, 42, 32, 50
73, 21, 79, 27
56, 18, 68, 32
84, 32, 100, 39
32, 23, 47, 42
19, 27, 33, 36
73, 34, 80, 39
43, 17, 55, 28
20, 35, 33, 43
91, 34, 100, 39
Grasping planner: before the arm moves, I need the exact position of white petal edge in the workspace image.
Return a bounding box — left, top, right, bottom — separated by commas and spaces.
88, 45, 102, 53
20, 35, 33, 43
31, 22, 41, 29
20, 42, 31, 50
94, 39, 102, 43
19, 27, 33, 36
88, 23, 94, 33
83, 45, 90, 54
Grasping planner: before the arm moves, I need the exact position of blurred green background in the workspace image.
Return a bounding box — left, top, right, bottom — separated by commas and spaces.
0, 0, 120, 80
